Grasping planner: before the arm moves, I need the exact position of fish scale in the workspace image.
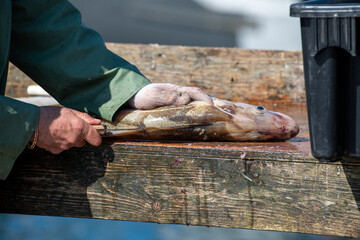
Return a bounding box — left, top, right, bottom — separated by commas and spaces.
97, 98, 299, 142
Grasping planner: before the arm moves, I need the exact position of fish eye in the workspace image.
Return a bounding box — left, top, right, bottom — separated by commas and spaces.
255, 106, 265, 113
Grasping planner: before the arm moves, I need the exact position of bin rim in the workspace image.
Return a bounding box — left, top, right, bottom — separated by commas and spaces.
290, 0, 360, 18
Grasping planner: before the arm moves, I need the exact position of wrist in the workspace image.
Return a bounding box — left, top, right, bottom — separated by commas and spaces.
126, 95, 136, 108
28, 125, 39, 149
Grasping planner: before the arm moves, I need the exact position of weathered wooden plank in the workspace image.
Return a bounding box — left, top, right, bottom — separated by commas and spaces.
6, 43, 305, 104
4, 43, 359, 238
0, 139, 359, 238
105, 43, 305, 103
0, 104, 359, 237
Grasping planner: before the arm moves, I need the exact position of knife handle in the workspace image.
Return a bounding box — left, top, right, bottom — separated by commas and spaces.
93, 124, 107, 136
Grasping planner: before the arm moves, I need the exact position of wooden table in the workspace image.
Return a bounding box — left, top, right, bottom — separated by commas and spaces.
2, 43, 360, 238
1, 103, 359, 238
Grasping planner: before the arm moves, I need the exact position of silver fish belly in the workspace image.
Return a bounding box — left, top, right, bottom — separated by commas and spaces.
101, 98, 299, 141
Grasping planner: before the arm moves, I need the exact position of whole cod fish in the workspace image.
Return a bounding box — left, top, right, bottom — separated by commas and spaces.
100, 98, 299, 141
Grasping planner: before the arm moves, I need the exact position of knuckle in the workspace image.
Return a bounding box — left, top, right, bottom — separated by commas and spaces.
72, 122, 86, 136
193, 87, 202, 93
78, 112, 90, 120
193, 87, 203, 94
73, 118, 85, 129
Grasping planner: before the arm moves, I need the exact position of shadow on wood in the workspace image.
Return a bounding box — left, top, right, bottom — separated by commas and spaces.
1, 138, 360, 238
0, 145, 114, 218
343, 161, 360, 214
3, 43, 360, 238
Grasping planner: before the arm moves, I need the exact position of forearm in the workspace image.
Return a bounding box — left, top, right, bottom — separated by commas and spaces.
10, 0, 150, 122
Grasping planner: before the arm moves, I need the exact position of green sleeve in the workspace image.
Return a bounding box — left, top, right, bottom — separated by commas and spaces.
1, 0, 150, 179
10, 0, 151, 122
0, 95, 40, 180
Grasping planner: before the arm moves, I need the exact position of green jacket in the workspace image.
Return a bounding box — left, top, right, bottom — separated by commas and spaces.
0, 0, 150, 180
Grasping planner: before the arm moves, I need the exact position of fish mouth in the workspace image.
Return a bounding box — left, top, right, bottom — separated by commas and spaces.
289, 124, 300, 138
274, 112, 299, 140
257, 112, 299, 141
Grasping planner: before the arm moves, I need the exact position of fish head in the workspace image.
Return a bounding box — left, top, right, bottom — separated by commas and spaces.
214, 99, 299, 141
234, 103, 299, 141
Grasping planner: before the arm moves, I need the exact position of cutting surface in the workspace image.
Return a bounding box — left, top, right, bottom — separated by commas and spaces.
105, 102, 312, 161
3, 44, 360, 238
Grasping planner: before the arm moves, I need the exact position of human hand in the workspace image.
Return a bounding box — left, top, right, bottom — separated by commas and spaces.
127, 83, 213, 110
30, 106, 102, 154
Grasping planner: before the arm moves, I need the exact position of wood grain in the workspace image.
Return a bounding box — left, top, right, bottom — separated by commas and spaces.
6, 43, 305, 104
105, 43, 305, 103
4, 43, 359, 238
0, 139, 359, 238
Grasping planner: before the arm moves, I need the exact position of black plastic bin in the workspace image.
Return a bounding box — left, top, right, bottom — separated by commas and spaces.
290, 0, 360, 160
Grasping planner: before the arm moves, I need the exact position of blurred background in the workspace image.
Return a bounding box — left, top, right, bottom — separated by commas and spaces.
1, 0, 355, 240
69, 0, 302, 50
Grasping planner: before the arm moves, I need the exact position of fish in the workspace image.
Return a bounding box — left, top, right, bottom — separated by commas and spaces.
100, 98, 299, 141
